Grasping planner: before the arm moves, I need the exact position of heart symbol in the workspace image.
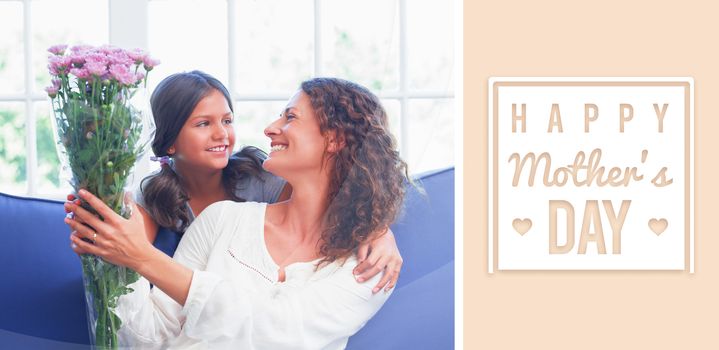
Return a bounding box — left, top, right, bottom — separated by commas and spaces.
648, 218, 668, 235
512, 218, 532, 236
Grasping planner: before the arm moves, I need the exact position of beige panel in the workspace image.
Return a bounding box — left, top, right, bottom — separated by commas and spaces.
464, 0, 718, 348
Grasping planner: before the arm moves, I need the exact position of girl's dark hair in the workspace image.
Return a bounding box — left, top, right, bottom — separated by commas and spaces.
141, 70, 265, 232
300, 78, 410, 265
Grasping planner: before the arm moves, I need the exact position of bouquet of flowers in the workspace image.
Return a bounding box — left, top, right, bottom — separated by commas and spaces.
46, 44, 159, 349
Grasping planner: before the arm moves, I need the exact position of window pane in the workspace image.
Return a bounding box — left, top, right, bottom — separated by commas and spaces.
321, 0, 399, 92
234, 0, 313, 94
32, 0, 109, 94
406, 98, 453, 174
407, 0, 454, 91
35, 102, 71, 195
234, 100, 289, 153
0, 2, 24, 94
148, 0, 228, 90
381, 98, 401, 145
0, 103, 26, 195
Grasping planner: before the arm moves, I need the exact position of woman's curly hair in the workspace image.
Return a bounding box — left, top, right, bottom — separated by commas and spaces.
300, 78, 410, 264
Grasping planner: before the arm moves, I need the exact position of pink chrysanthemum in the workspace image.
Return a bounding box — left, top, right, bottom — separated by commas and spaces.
142, 56, 160, 71
109, 64, 136, 86
70, 67, 91, 80
85, 52, 109, 66
48, 44, 68, 56
108, 51, 133, 67
85, 60, 108, 77
135, 71, 146, 82
127, 49, 147, 64
69, 53, 86, 66
48, 55, 73, 76
44, 78, 62, 97
70, 45, 93, 55
44, 84, 59, 97
98, 45, 121, 55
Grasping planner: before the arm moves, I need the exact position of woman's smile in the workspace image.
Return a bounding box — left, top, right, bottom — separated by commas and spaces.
270, 142, 288, 153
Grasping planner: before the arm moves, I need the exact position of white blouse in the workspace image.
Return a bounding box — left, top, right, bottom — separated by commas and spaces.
116, 201, 391, 350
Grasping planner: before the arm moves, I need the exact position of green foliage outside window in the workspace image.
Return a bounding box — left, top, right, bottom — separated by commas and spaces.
0, 109, 26, 186
0, 106, 61, 192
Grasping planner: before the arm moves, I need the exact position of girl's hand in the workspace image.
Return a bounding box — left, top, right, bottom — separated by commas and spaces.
63, 189, 154, 271
353, 227, 403, 294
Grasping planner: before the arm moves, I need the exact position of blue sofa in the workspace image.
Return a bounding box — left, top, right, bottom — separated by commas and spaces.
0, 167, 454, 349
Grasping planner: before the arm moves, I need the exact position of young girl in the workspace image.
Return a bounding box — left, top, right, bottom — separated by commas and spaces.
65, 77, 409, 349
70, 71, 402, 290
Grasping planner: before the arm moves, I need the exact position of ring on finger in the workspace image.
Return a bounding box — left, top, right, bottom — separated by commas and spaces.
92, 232, 97, 242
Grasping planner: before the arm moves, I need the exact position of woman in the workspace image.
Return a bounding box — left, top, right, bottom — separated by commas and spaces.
69, 71, 401, 290
65, 77, 409, 349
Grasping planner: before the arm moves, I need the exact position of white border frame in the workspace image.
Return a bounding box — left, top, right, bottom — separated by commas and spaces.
488, 76, 694, 274
453, 0, 463, 347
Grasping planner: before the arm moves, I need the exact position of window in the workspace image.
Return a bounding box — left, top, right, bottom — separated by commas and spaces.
0, 0, 109, 198
0, 0, 453, 199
